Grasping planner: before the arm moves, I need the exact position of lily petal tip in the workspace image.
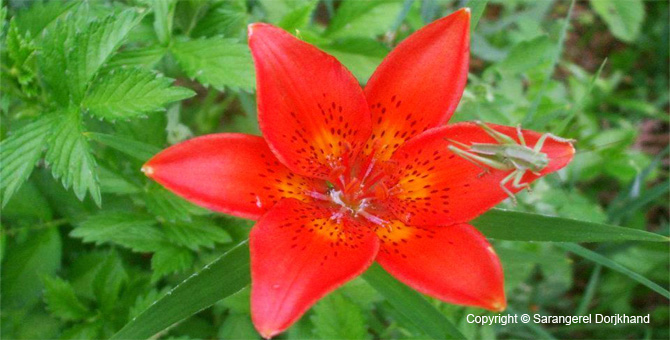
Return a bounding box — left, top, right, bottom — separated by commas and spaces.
140, 164, 154, 177
248, 22, 273, 39
463, 7, 471, 14
247, 23, 262, 39
258, 328, 279, 339
491, 298, 507, 313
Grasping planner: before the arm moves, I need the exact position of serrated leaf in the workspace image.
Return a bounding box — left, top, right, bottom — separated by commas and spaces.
151, 246, 194, 282
325, 0, 402, 38
83, 68, 195, 120
103, 45, 167, 71
590, 0, 645, 43
14, 0, 79, 37
39, 16, 77, 105
66, 9, 146, 102
0, 115, 56, 207
39, 9, 145, 105
44, 109, 101, 205
163, 219, 232, 251
191, 0, 248, 38
71, 212, 166, 252
311, 292, 369, 339
42, 276, 90, 321
145, 184, 209, 222
87, 132, 161, 162
6, 19, 37, 93
171, 37, 255, 91
278, 1, 317, 32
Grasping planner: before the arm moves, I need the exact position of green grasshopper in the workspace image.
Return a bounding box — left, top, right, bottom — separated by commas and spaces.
447, 121, 574, 204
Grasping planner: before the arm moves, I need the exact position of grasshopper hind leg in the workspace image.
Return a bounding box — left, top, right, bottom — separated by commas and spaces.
447, 145, 491, 177
511, 169, 531, 193
500, 169, 533, 205
500, 171, 518, 205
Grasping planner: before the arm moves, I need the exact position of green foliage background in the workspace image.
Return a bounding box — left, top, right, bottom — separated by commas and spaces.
1, 0, 668, 339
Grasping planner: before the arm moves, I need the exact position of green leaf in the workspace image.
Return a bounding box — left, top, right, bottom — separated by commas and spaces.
590, 0, 645, 42
1, 229, 62, 310
6, 18, 36, 67
114, 240, 465, 339
190, 0, 248, 38
5, 19, 38, 95
497, 35, 556, 73
93, 251, 129, 312
87, 132, 161, 162
83, 68, 195, 121
278, 1, 317, 32
66, 9, 146, 102
150, 246, 194, 282
104, 45, 167, 71
171, 37, 255, 91
38, 16, 77, 106
163, 219, 232, 251
218, 313, 259, 340
325, 0, 402, 38
14, 0, 78, 37
129, 289, 168, 320
258, 0, 311, 24
467, 0, 488, 31
311, 291, 370, 339
472, 209, 669, 242
522, 0, 575, 127
151, 0, 176, 45
0, 115, 56, 207
144, 184, 209, 222
111, 241, 251, 340
575, 265, 602, 316
320, 37, 388, 83
559, 243, 670, 299
44, 110, 101, 205
38, 9, 145, 105
362, 264, 465, 340
61, 322, 103, 340
70, 212, 166, 252
98, 166, 141, 194
43, 276, 90, 321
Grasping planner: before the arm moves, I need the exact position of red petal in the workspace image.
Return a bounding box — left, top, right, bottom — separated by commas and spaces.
250, 199, 379, 338
143, 134, 323, 220
385, 122, 575, 226
248, 23, 372, 179
376, 222, 505, 311
363, 9, 470, 160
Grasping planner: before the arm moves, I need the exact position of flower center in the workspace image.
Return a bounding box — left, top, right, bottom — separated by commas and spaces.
309, 149, 395, 226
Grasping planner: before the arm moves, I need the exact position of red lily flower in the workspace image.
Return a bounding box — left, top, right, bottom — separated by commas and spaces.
142, 8, 574, 338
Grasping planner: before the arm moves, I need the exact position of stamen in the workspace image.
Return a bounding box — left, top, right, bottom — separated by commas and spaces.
357, 210, 387, 226
308, 191, 331, 201
360, 152, 376, 183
